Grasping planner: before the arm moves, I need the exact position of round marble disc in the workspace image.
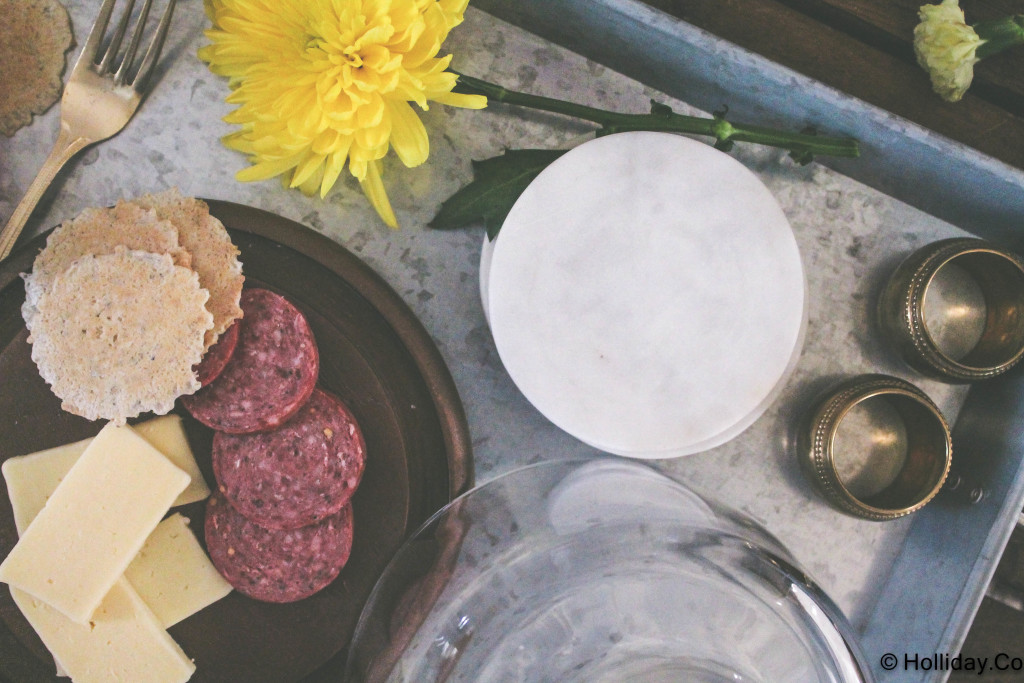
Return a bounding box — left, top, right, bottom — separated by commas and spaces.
486, 132, 806, 458
479, 233, 495, 324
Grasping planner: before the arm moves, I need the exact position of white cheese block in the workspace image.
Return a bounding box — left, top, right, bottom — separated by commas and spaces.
1, 416, 209, 535
1, 439, 87, 536
132, 415, 211, 506
11, 581, 195, 683
125, 513, 232, 627
5, 460, 230, 630
0, 423, 190, 623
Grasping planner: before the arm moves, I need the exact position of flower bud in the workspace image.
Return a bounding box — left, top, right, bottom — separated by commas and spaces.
914, 0, 982, 102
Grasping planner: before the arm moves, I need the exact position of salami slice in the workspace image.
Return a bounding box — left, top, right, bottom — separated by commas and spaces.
182, 288, 318, 433
205, 493, 353, 603
194, 319, 240, 387
212, 387, 366, 530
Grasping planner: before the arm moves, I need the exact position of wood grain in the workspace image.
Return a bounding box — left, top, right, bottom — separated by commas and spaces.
641, 0, 1024, 170
774, 0, 1024, 108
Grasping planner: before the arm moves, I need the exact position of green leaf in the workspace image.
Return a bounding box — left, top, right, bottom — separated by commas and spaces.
790, 126, 818, 164
789, 148, 815, 165
649, 100, 673, 117
429, 149, 566, 240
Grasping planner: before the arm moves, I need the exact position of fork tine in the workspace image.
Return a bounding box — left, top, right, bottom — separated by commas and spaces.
132, 0, 177, 92
72, 0, 117, 71
113, 0, 153, 86
98, 0, 137, 74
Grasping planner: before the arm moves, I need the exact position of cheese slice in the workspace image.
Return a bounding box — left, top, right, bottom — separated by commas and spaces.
4, 444, 228, 631
2, 415, 208, 534
0, 423, 190, 623
132, 415, 210, 506
3, 428, 223, 680
1, 439, 87, 536
11, 581, 195, 683
125, 513, 232, 627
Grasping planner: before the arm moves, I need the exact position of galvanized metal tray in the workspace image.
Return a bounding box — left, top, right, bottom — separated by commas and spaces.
473, 2, 1024, 681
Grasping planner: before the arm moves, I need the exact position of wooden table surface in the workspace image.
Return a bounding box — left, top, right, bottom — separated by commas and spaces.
639, 0, 1024, 171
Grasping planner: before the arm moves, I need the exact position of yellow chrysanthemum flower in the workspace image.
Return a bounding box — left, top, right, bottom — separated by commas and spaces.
199, 0, 487, 227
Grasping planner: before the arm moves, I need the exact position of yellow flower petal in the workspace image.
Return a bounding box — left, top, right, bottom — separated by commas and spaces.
236, 153, 304, 182
298, 164, 325, 196
390, 14, 426, 54
310, 129, 341, 155
320, 141, 353, 197
430, 91, 487, 109
290, 152, 328, 188
356, 123, 391, 151
349, 157, 367, 182
359, 160, 399, 228
355, 97, 386, 130
388, 100, 429, 167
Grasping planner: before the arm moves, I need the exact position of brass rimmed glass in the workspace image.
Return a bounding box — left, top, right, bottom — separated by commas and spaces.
799, 375, 951, 521
878, 238, 1024, 383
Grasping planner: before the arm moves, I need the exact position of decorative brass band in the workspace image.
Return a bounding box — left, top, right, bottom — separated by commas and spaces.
798, 375, 951, 521
878, 237, 1024, 383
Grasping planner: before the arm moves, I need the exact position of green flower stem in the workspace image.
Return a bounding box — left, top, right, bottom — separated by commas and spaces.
453, 73, 860, 160
974, 15, 1024, 60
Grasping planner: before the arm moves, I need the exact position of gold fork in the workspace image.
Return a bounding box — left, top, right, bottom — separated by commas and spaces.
0, 0, 177, 262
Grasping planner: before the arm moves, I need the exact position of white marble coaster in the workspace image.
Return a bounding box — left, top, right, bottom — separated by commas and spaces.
486, 132, 807, 458
480, 232, 495, 324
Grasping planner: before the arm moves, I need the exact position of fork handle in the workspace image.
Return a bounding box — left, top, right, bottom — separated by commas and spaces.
0, 125, 92, 262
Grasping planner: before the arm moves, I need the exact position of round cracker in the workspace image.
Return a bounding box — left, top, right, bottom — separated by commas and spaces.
30, 248, 213, 423
22, 201, 192, 329
0, 0, 73, 136
131, 189, 244, 349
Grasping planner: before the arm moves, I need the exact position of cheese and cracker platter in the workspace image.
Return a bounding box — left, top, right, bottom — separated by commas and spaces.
0, 198, 472, 682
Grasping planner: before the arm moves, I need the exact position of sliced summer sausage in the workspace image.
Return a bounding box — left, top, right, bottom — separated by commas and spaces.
212, 387, 366, 530
204, 492, 354, 603
182, 288, 318, 433
194, 318, 240, 387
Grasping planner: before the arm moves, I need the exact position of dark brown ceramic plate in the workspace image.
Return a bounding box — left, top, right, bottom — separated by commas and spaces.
0, 200, 473, 683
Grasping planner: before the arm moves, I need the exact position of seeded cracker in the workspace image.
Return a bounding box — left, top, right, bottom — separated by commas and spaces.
132, 189, 244, 349
22, 201, 191, 330
29, 249, 214, 424
0, 0, 73, 137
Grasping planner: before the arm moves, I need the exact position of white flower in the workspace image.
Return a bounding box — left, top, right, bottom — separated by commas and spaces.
913, 0, 983, 102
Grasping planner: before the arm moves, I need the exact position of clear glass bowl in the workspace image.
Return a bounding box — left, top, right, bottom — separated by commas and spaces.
345, 458, 871, 682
